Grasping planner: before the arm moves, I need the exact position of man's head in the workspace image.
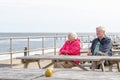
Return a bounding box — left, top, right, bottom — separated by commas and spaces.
68, 32, 78, 42
96, 26, 106, 40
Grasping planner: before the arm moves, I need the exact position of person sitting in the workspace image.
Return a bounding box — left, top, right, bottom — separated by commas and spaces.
88, 26, 112, 69
54, 32, 81, 68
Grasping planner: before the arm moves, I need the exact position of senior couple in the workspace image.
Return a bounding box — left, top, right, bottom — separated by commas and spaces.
54, 26, 112, 68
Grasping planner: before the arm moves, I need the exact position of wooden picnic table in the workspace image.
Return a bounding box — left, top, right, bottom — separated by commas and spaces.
103, 56, 120, 72
16, 55, 108, 71
80, 49, 88, 53
112, 49, 120, 55
0, 68, 119, 80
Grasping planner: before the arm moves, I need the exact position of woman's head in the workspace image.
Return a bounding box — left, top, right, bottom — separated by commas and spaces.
68, 32, 78, 42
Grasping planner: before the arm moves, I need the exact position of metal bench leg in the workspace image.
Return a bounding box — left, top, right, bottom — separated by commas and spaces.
109, 64, 113, 72
24, 62, 29, 68
101, 62, 105, 72
37, 60, 41, 69
42, 61, 55, 69
71, 62, 88, 71
99, 60, 105, 72
116, 62, 120, 72
22, 59, 28, 68
91, 61, 96, 71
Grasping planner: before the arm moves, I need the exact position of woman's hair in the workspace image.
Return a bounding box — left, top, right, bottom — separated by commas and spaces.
68, 32, 78, 39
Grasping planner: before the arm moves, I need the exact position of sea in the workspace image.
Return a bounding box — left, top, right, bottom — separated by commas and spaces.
0, 32, 120, 53
0, 33, 66, 53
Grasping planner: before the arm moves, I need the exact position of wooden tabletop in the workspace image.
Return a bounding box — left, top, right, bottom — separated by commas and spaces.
16, 55, 109, 61
0, 68, 119, 80
104, 56, 120, 61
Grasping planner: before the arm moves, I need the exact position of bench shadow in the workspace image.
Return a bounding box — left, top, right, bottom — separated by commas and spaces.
0, 64, 18, 68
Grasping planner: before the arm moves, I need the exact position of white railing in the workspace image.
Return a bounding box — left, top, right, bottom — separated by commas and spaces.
0, 34, 119, 67
0, 36, 67, 66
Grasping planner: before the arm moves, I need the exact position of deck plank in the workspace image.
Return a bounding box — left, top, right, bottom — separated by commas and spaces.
0, 68, 119, 80
0, 68, 44, 80
37, 69, 120, 80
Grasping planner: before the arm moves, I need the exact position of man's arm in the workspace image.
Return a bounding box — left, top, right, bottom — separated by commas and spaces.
100, 38, 112, 55
88, 39, 97, 56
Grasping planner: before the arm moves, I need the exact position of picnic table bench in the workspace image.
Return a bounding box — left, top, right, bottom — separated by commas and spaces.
16, 55, 108, 71
16, 55, 120, 72
112, 49, 120, 55
103, 56, 120, 72
0, 68, 119, 80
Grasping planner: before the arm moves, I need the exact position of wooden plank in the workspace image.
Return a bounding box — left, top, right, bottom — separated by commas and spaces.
16, 55, 109, 71
0, 68, 119, 80
104, 56, 120, 61
112, 49, 120, 55
16, 55, 107, 61
35, 69, 120, 80
0, 68, 44, 80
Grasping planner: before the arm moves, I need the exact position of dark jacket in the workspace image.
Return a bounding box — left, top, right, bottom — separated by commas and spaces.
90, 37, 112, 56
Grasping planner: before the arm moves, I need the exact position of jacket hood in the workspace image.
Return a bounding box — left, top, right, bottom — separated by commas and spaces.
67, 38, 80, 43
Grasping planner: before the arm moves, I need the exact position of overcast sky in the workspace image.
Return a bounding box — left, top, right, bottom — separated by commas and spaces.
0, 0, 120, 33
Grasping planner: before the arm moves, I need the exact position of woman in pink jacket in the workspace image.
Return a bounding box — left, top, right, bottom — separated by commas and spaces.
55, 32, 81, 68
59, 33, 80, 56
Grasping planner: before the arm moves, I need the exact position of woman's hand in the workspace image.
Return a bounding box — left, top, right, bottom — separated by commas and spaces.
59, 52, 67, 55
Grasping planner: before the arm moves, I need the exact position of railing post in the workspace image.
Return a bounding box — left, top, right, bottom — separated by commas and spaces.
27, 37, 30, 56
10, 38, 13, 68
64, 36, 67, 41
42, 37, 44, 55
24, 47, 28, 56
54, 36, 57, 55
81, 36, 83, 42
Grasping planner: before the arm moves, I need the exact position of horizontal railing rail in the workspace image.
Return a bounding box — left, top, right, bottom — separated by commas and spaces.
0, 36, 67, 67
0, 34, 119, 67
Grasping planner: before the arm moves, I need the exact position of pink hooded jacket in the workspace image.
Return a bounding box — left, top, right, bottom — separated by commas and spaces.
59, 38, 81, 64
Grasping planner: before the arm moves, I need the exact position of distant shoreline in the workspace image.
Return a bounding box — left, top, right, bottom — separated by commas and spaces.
0, 32, 120, 37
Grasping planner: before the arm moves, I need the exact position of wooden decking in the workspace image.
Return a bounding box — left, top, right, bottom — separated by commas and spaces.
0, 68, 44, 80
39, 69, 120, 80
0, 68, 119, 80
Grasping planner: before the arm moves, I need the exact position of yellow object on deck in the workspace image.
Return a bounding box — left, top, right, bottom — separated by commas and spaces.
45, 68, 54, 77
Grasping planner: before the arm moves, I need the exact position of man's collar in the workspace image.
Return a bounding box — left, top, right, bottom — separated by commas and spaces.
98, 36, 106, 41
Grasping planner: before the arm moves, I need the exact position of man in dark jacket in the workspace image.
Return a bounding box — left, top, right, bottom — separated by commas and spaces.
88, 26, 112, 68
88, 26, 112, 56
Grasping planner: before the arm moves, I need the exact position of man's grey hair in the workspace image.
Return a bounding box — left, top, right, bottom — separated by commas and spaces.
68, 32, 78, 39
96, 26, 106, 32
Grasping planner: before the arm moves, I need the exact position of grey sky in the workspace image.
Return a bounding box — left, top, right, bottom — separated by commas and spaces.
0, 0, 120, 32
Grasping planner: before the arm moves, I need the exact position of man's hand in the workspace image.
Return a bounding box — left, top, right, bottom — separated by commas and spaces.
97, 51, 107, 56
87, 49, 92, 56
